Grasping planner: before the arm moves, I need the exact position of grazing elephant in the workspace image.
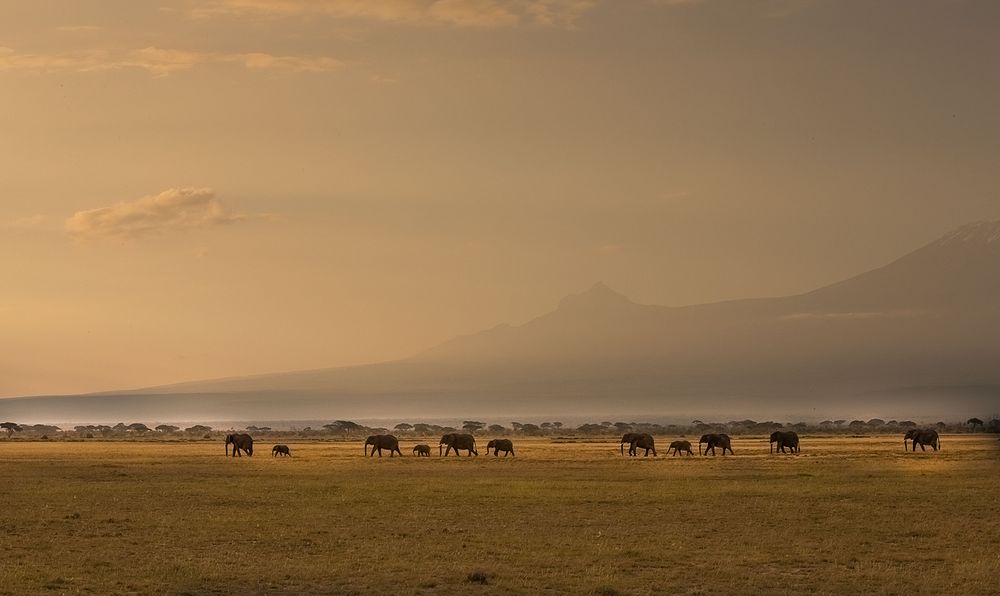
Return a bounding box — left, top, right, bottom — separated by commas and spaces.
628, 433, 657, 457
769, 431, 800, 454
365, 434, 403, 457
439, 433, 478, 456
412, 444, 431, 457
904, 429, 940, 452
272, 444, 291, 457
620, 433, 641, 455
699, 433, 733, 456
668, 440, 694, 456
225, 433, 254, 457
486, 439, 515, 457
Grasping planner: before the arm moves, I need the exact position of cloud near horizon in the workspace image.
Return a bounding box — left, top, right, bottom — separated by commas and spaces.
187, 0, 595, 27
0, 46, 341, 76
65, 188, 261, 240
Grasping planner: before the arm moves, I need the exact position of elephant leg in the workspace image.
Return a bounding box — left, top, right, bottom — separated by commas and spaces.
919, 443, 926, 451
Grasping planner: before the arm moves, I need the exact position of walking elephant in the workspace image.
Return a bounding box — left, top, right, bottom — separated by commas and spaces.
668, 440, 694, 456
628, 433, 656, 457
486, 439, 515, 457
769, 431, 800, 454
620, 433, 640, 456
412, 444, 431, 457
225, 433, 254, 457
271, 444, 291, 457
439, 433, 478, 456
699, 433, 733, 456
365, 434, 403, 457
904, 429, 940, 452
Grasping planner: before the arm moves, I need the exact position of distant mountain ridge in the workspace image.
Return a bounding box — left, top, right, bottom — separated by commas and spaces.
4, 221, 1000, 423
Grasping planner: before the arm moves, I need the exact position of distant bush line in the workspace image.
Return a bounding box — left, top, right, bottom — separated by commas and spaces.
2, 417, 999, 440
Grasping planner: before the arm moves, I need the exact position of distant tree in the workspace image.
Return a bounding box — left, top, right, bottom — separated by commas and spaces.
324, 420, 364, 434
613, 422, 632, 432
819, 420, 833, 426
394, 423, 413, 431
462, 421, 486, 433
113, 423, 127, 431
412, 423, 433, 434
848, 420, 866, 430
487, 424, 506, 433
833, 420, 846, 427
791, 422, 808, 430
691, 420, 704, 426
540, 422, 552, 429
552, 422, 563, 429
936, 421, 947, 429
600, 421, 612, 427
899, 421, 917, 428
127, 423, 150, 433
576, 423, 604, 434
986, 419, 1000, 434
511, 422, 523, 431
867, 419, 886, 427
967, 418, 984, 431
1, 422, 22, 437
185, 425, 212, 434
886, 420, 898, 426
155, 424, 179, 433
519, 423, 541, 435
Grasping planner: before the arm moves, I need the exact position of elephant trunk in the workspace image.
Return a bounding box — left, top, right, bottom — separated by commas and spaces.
699, 442, 702, 456
439, 444, 443, 456
770, 441, 773, 454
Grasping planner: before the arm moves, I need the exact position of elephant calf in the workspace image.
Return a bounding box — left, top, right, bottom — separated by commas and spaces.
668, 440, 693, 456
412, 444, 431, 457
486, 439, 515, 457
272, 444, 291, 457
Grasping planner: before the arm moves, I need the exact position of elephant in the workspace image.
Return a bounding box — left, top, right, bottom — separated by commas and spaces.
272, 444, 291, 457
225, 433, 254, 457
486, 439, 515, 457
628, 433, 657, 457
439, 433, 478, 456
699, 433, 733, 456
412, 444, 431, 457
769, 431, 800, 454
365, 434, 403, 457
668, 440, 694, 456
904, 429, 940, 452
620, 433, 640, 455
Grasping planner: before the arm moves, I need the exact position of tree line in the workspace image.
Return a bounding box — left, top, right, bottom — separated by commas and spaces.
2, 416, 999, 439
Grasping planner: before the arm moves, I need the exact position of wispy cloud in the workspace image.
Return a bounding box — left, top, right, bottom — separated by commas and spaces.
186, 0, 595, 28
65, 188, 265, 240
0, 46, 341, 76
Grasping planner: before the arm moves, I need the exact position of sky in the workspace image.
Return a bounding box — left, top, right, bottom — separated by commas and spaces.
2, 0, 999, 397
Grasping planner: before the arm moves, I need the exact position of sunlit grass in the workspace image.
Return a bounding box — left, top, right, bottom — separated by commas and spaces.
0, 435, 997, 594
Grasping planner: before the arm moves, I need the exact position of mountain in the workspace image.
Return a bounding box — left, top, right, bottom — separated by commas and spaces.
4, 221, 1000, 423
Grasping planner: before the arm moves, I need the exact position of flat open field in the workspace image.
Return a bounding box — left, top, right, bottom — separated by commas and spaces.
1, 435, 998, 595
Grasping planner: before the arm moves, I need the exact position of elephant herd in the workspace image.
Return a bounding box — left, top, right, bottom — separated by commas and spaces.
224, 428, 945, 459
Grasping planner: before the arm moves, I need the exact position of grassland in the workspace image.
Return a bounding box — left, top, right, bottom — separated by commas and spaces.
0, 435, 997, 595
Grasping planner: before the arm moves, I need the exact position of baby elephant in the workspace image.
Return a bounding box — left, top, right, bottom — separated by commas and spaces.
486, 439, 515, 457
272, 444, 291, 457
412, 444, 431, 457
669, 440, 694, 456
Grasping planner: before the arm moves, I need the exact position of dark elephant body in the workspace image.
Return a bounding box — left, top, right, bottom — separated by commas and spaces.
628, 433, 656, 457
272, 444, 291, 457
412, 444, 431, 457
225, 433, 254, 457
699, 433, 733, 456
486, 439, 515, 456
439, 433, 478, 456
620, 433, 640, 455
365, 434, 403, 457
668, 440, 694, 456
769, 431, 800, 454
904, 429, 940, 451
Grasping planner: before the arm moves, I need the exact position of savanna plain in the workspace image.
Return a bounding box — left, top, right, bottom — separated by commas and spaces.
1, 435, 997, 595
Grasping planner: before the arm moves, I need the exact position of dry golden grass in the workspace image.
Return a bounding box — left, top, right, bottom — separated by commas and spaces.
0, 435, 998, 595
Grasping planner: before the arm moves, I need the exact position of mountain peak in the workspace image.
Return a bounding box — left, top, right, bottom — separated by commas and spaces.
935, 220, 1000, 247
556, 282, 634, 311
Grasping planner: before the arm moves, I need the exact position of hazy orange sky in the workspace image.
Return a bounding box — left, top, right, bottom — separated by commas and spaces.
2, 0, 998, 396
